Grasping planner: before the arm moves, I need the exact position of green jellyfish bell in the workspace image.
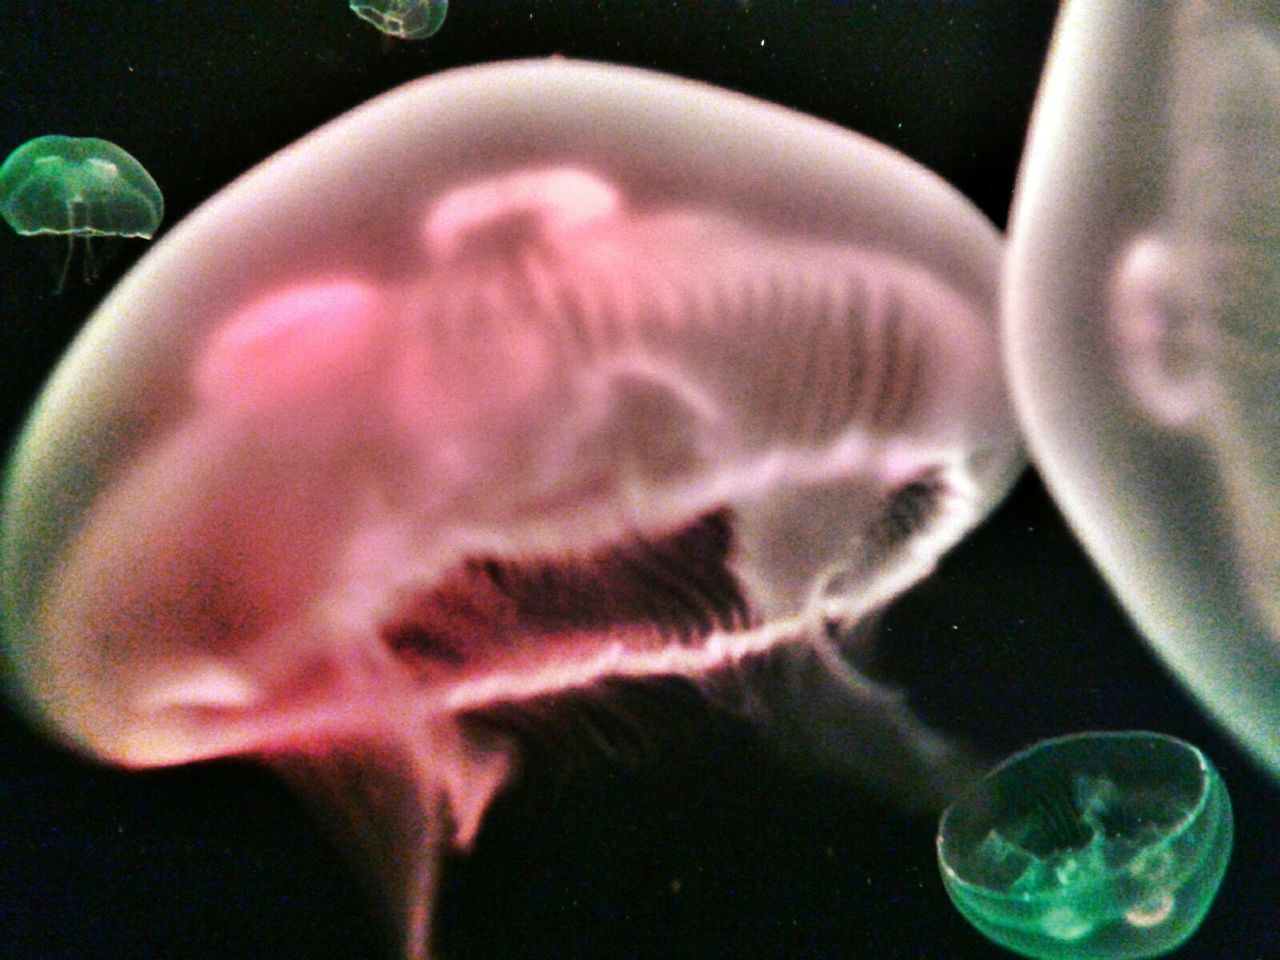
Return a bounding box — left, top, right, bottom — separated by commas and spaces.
0, 135, 163, 239
0, 135, 163, 293
348, 0, 447, 40
937, 731, 1233, 960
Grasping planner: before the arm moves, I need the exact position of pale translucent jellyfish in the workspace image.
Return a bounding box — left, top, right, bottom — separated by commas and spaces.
1005, 2, 1280, 777
0, 61, 1021, 959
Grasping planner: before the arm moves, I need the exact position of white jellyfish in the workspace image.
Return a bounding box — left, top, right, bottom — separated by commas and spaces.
1005, 1, 1280, 778
0, 61, 1022, 959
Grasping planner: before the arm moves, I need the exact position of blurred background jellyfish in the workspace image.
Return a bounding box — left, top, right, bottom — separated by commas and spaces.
1004, 2, 1280, 776
937, 731, 1233, 960
349, 0, 448, 41
0, 135, 163, 293
0, 61, 1021, 960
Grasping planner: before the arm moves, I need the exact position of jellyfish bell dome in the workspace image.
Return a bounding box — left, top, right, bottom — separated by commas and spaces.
1004, 3, 1280, 778
1, 59, 1021, 958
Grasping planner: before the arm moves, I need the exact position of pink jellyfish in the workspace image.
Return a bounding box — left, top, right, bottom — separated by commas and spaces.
0, 61, 1021, 959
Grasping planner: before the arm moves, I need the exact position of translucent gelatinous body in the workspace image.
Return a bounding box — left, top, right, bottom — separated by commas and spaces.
349, 0, 447, 40
0, 61, 1020, 958
938, 732, 1233, 960
1005, 3, 1280, 775
0, 135, 163, 238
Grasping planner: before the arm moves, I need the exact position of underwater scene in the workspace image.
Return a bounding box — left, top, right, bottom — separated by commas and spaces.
0, 3, 1276, 959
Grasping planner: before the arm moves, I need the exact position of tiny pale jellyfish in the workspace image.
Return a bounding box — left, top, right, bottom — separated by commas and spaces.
349, 0, 447, 40
937, 731, 1234, 960
1005, 2, 1280, 774
0, 134, 163, 293
0, 61, 1021, 959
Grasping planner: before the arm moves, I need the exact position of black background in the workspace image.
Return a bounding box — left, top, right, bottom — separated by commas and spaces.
1, 3, 1276, 959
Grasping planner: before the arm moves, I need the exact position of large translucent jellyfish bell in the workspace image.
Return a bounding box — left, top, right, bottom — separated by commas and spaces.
1004, 2, 1280, 776
1, 61, 1021, 959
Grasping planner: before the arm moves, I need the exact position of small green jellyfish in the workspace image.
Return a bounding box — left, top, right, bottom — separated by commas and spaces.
0, 135, 163, 292
0, 135, 163, 239
349, 0, 447, 40
937, 731, 1232, 960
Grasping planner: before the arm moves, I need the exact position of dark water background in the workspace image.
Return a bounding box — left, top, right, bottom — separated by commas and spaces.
1, 3, 1276, 959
